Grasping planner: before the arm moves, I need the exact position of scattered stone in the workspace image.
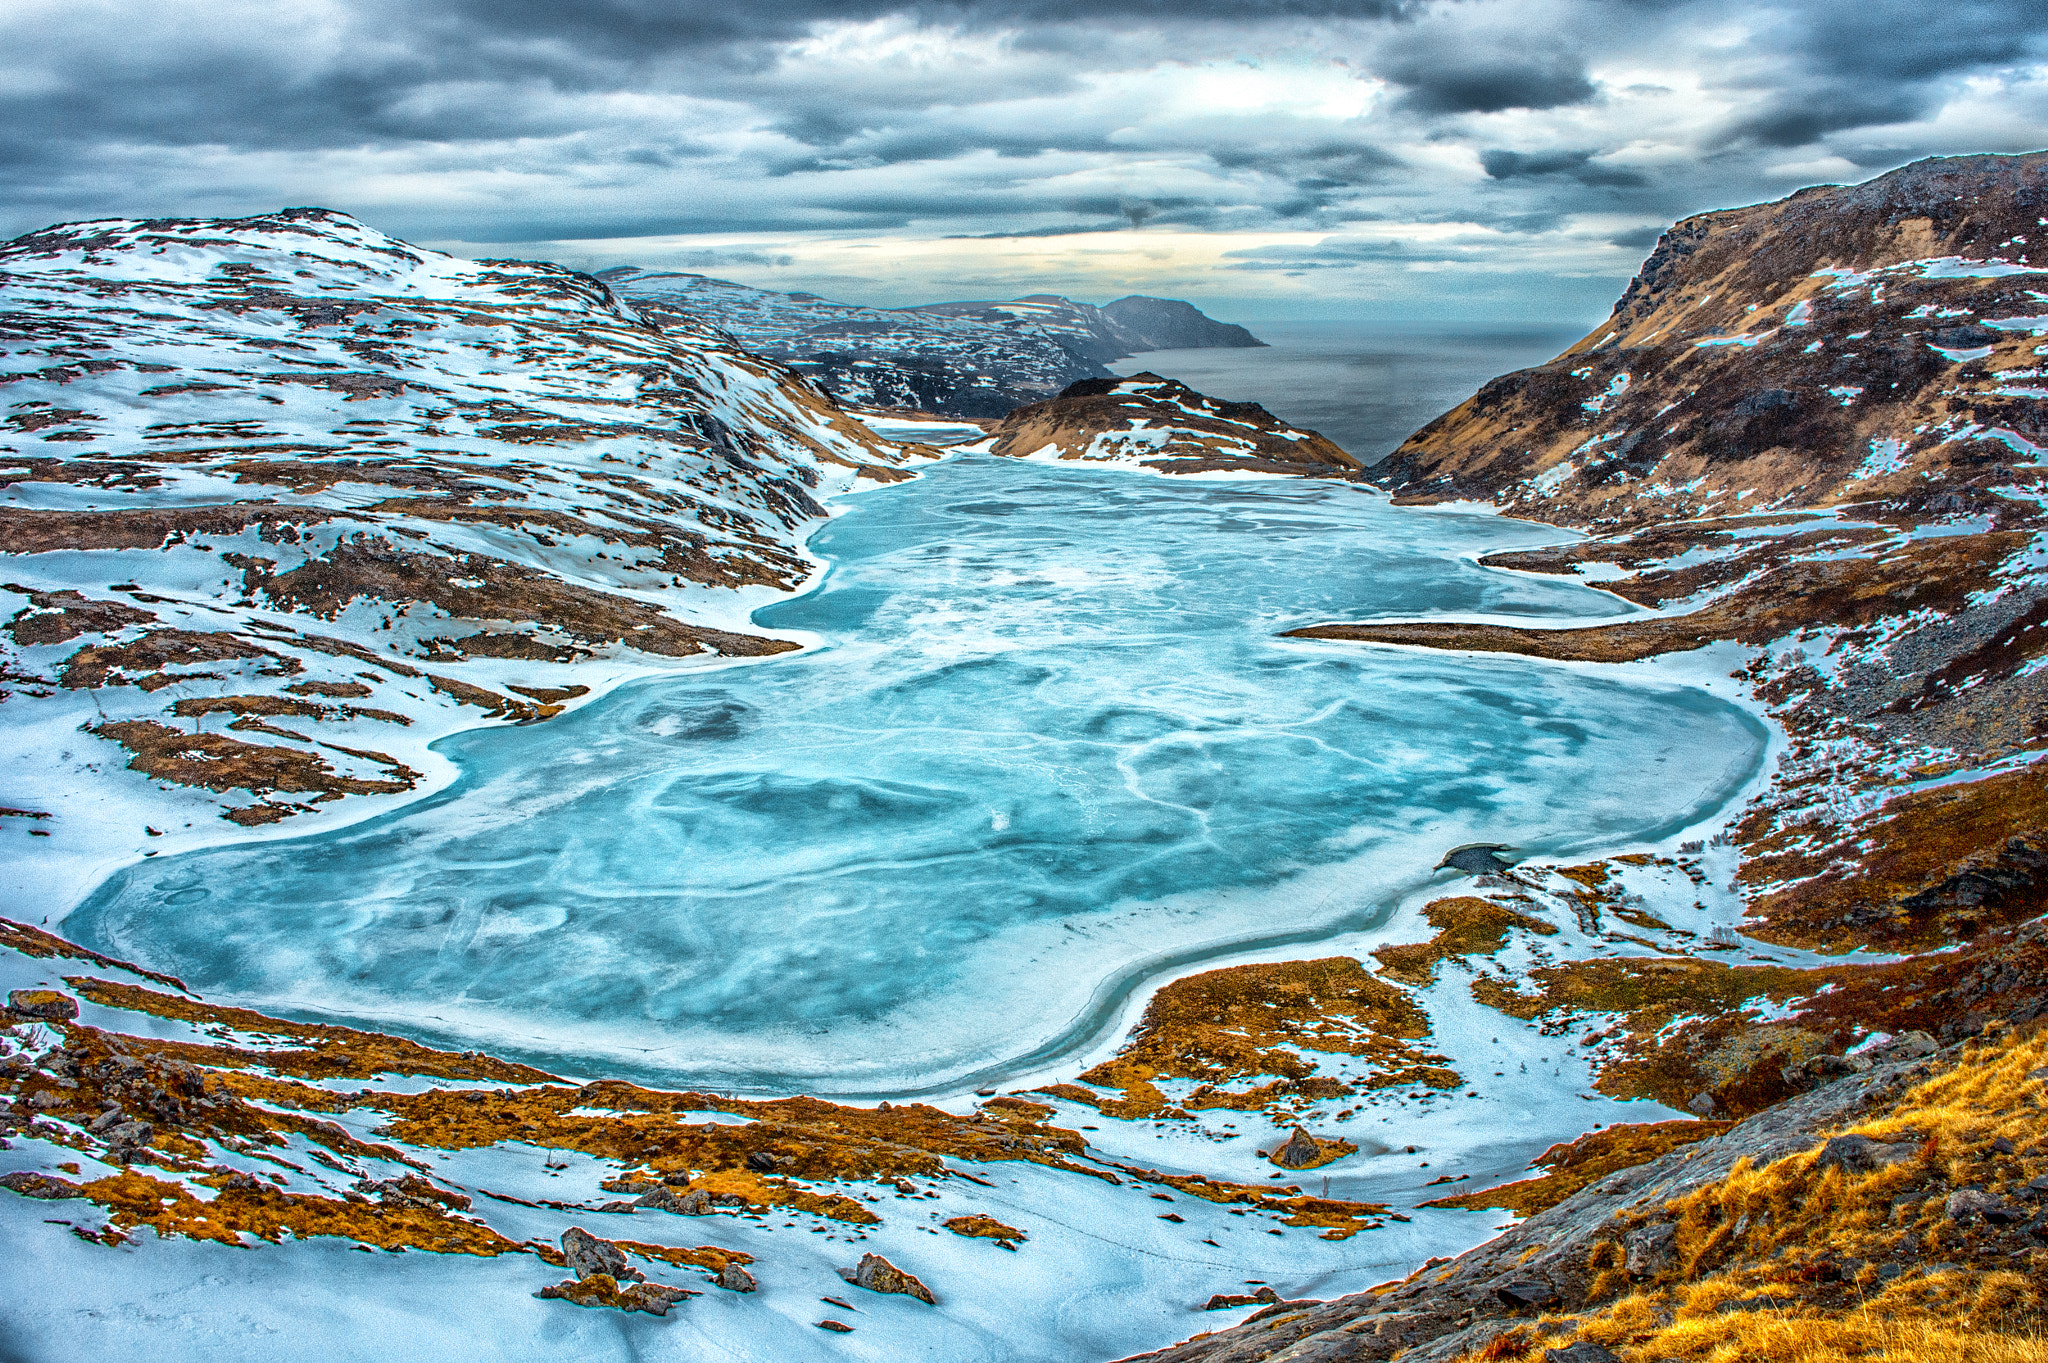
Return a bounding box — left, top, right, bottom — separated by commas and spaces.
88, 1106, 128, 1133
562, 1227, 642, 1282
5, 989, 77, 1021
1496, 1280, 1562, 1310
1204, 1287, 1280, 1309
637, 1185, 713, 1215
839, 1252, 936, 1305
220, 1171, 267, 1191
744, 1151, 778, 1172
1687, 1092, 1716, 1116
718, 1262, 757, 1293
1946, 1189, 2019, 1224
535, 1274, 694, 1316
1816, 1134, 1919, 1174
816, 1320, 854, 1333
0, 1170, 83, 1199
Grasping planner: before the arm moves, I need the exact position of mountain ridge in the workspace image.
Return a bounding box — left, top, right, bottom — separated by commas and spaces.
602, 267, 1261, 418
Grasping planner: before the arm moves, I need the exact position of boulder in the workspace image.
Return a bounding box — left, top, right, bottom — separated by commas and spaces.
1496, 1280, 1562, 1310
1271, 1127, 1322, 1169
1946, 1189, 2019, 1224
5, 990, 77, 1021
1815, 1134, 1918, 1174
562, 1227, 642, 1282
1623, 1222, 1678, 1277
0, 1170, 83, 1199
745, 1151, 778, 1172
839, 1252, 936, 1304
718, 1262, 757, 1293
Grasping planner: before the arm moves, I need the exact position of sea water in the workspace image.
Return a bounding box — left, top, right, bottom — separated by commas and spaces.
68, 457, 1763, 1091
1108, 320, 1589, 462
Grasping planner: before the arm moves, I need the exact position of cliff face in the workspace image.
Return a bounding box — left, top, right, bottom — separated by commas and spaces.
1376, 152, 2048, 529
0, 209, 908, 915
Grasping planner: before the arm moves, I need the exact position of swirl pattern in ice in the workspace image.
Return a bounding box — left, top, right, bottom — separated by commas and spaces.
69, 457, 1764, 1090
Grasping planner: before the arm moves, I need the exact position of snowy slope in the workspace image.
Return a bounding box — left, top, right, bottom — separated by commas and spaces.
0, 208, 912, 920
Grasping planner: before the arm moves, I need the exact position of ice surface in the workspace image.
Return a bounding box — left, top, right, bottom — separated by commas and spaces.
69, 457, 1765, 1094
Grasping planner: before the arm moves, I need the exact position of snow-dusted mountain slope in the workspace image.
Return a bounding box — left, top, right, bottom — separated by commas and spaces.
989, 373, 1362, 477
603, 269, 1260, 419
0, 208, 911, 917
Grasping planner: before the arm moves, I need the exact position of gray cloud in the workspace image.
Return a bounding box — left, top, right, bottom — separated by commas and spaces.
1481, 149, 1648, 187
0, 0, 2042, 316
1385, 51, 1597, 114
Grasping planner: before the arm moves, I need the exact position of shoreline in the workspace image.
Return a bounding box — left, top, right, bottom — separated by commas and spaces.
52, 456, 1783, 1118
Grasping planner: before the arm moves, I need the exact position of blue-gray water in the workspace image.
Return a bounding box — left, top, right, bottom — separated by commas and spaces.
1109, 320, 1590, 462
70, 457, 1762, 1093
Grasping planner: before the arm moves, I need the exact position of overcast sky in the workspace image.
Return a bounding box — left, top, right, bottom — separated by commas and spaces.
5, 0, 2044, 320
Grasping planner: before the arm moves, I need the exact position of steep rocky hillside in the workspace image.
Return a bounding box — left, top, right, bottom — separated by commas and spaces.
1126, 1025, 2048, 1362
1138, 151, 2048, 1363
605, 269, 1261, 418
1377, 151, 2047, 527
0, 208, 909, 917
990, 374, 1362, 477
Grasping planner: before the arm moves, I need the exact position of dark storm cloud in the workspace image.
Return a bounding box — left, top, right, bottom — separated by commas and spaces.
1383, 50, 1597, 114
1481, 150, 1648, 187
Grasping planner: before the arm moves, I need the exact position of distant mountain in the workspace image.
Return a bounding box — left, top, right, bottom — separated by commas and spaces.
600, 270, 1261, 419
1103, 296, 1265, 352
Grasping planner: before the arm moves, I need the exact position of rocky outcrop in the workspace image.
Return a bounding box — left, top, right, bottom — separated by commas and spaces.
1375, 151, 2047, 529
839, 1252, 937, 1304
1118, 1046, 1948, 1362
990, 374, 1361, 477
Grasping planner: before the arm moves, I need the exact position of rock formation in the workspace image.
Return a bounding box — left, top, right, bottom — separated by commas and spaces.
839, 1251, 938, 1304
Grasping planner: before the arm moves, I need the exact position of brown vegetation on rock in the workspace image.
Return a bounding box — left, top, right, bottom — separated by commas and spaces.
991, 374, 1361, 477
1060, 957, 1459, 1120
1373, 897, 1560, 986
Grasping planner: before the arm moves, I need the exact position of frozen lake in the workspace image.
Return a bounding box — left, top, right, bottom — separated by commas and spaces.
69, 456, 1764, 1091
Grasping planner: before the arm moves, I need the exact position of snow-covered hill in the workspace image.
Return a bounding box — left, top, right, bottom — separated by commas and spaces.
0, 208, 911, 918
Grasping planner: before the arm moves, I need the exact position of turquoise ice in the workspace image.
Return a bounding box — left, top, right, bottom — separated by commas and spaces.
69, 457, 1763, 1091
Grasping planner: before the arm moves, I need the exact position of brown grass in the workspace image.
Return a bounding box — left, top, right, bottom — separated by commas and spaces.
1462, 1028, 2048, 1362
1065, 957, 1459, 1119
1421, 1119, 1729, 1217
1372, 897, 1559, 986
